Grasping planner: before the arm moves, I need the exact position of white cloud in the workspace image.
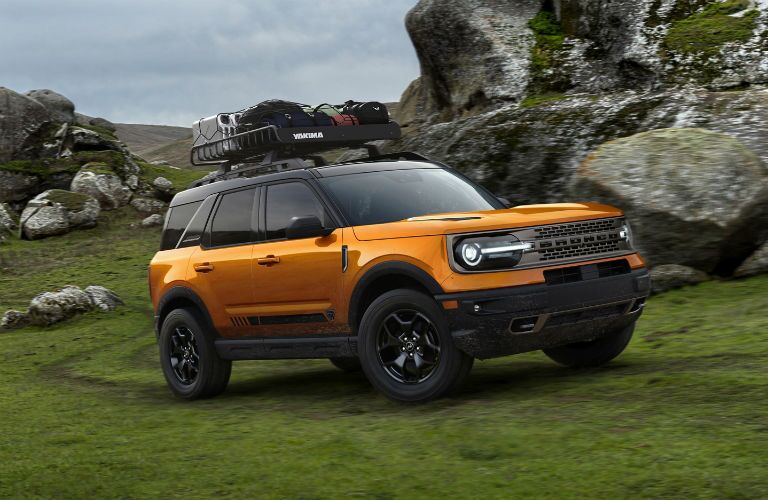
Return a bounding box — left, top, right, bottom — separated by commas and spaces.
1, 0, 420, 126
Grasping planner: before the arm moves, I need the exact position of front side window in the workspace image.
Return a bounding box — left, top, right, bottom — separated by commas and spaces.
265, 182, 329, 240
209, 188, 256, 247
319, 168, 502, 226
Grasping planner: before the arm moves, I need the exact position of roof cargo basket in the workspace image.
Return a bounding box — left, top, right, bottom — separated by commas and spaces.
190, 122, 402, 167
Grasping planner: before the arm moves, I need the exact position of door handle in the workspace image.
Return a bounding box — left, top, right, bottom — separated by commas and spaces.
193, 262, 215, 273
257, 255, 280, 266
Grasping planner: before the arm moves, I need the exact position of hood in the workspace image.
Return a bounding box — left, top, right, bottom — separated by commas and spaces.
351, 202, 624, 241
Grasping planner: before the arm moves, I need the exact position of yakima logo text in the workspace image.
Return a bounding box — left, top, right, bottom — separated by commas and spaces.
292, 132, 324, 140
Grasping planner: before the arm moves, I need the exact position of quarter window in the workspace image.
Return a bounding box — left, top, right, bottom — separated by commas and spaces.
209, 188, 256, 247
265, 182, 329, 240
160, 201, 201, 250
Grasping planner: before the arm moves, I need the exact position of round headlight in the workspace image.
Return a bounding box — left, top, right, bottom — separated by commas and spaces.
460, 242, 482, 267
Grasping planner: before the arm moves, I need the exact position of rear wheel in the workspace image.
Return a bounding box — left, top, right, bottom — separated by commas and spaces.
358, 289, 473, 402
543, 322, 635, 368
329, 357, 361, 372
159, 308, 231, 400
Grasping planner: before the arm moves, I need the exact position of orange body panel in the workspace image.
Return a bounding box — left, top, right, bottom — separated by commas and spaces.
150, 201, 645, 338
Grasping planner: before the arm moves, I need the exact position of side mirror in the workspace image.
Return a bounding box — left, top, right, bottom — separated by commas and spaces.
286, 215, 334, 240
497, 196, 511, 208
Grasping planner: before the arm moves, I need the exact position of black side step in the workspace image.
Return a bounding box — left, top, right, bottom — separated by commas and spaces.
215, 336, 357, 360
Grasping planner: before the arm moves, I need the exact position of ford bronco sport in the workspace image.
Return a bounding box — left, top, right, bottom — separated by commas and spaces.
149, 150, 650, 402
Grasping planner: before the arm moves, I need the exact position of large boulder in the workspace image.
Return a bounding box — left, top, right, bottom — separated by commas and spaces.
401, 0, 541, 122
20, 189, 101, 239
571, 128, 768, 273
141, 214, 164, 227
25, 89, 76, 124
27, 285, 93, 326
0, 87, 52, 162
70, 162, 132, 209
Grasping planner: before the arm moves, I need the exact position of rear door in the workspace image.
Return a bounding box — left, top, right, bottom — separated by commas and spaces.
249, 180, 347, 337
187, 187, 259, 336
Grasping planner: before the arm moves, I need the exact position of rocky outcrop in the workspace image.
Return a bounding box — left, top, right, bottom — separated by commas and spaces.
0, 87, 52, 162
571, 128, 768, 272
25, 89, 75, 124
650, 264, 710, 294
20, 189, 101, 239
401, 0, 768, 124
70, 163, 132, 209
0, 285, 123, 330
734, 242, 768, 277
0, 170, 40, 204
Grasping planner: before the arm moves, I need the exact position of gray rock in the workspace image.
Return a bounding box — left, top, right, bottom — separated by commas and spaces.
20, 189, 101, 239
0, 171, 41, 204
0, 310, 30, 330
84, 285, 124, 311
0, 202, 18, 233
130, 197, 167, 215
0, 87, 52, 162
152, 176, 173, 194
67, 126, 115, 149
402, 0, 541, 122
650, 264, 709, 294
27, 285, 93, 326
89, 117, 116, 132
70, 163, 132, 210
141, 214, 164, 227
25, 89, 75, 124
150, 160, 170, 166
734, 243, 768, 278
571, 128, 768, 272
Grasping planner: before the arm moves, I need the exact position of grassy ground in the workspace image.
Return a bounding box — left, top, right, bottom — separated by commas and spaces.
1, 213, 767, 498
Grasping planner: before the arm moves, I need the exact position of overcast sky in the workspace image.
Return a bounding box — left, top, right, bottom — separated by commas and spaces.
1, 0, 420, 126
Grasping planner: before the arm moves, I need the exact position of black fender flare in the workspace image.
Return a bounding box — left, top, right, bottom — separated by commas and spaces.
155, 286, 218, 339
348, 261, 444, 331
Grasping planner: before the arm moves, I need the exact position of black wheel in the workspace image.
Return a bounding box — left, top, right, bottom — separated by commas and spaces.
358, 289, 473, 402
159, 308, 231, 400
330, 357, 362, 372
543, 322, 636, 368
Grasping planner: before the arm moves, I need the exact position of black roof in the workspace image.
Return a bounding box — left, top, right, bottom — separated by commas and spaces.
169, 159, 443, 207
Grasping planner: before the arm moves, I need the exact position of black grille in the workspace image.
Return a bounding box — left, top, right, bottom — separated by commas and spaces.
539, 239, 622, 261
544, 259, 631, 285
534, 218, 617, 240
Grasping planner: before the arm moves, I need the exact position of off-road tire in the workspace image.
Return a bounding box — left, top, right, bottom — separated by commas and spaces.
329, 357, 362, 372
159, 308, 231, 400
543, 322, 635, 368
358, 289, 473, 403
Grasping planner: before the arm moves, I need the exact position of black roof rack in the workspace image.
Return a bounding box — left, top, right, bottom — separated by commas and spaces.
190, 122, 401, 167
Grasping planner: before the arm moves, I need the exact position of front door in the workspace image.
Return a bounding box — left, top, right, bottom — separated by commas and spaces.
188, 187, 258, 336
250, 180, 346, 337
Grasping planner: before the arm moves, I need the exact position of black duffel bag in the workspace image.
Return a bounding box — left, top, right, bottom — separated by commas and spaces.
239, 99, 310, 130
342, 100, 389, 125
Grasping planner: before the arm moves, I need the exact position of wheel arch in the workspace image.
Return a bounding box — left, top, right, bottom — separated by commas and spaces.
155, 286, 218, 339
348, 261, 444, 334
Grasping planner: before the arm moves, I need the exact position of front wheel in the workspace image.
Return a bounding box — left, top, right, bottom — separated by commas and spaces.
543, 322, 635, 368
358, 289, 473, 403
159, 308, 231, 400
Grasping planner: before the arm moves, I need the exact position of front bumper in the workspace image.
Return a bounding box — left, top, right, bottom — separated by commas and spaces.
436, 267, 651, 359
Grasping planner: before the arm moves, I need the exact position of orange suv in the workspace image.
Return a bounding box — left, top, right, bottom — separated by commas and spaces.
149, 153, 650, 402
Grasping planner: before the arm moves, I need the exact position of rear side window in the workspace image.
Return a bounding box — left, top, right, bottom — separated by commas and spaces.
177, 196, 215, 248
265, 182, 330, 240
209, 188, 257, 247
161, 201, 201, 250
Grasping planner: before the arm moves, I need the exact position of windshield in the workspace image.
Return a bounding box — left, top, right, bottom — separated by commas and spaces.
319, 168, 503, 226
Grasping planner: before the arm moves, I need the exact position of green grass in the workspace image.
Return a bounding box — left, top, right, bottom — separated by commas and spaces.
1, 214, 767, 498
665, 0, 758, 55
520, 93, 570, 108
74, 123, 118, 141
